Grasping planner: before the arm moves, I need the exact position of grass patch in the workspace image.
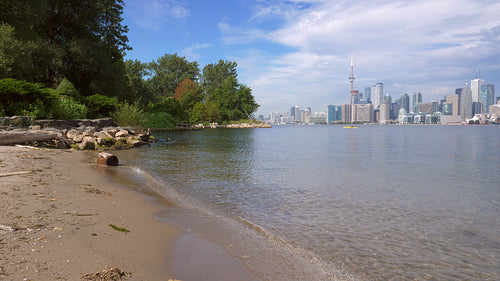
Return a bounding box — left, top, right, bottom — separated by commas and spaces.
109, 224, 130, 233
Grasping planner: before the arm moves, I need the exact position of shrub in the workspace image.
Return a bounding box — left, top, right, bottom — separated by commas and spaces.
53, 95, 88, 119
0, 78, 57, 118
111, 102, 146, 127
142, 111, 178, 129
85, 94, 118, 118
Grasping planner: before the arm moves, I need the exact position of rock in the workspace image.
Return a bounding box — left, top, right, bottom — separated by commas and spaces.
67, 129, 84, 143
126, 136, 143, 147
102, 127, 119, 136
115, 129, 129, 138
78, 136, 96, 150
82, 126, 96, 136
94, 131, 113, 140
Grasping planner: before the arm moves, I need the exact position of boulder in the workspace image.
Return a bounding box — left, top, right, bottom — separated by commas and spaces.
115, 129, 129, 138
78, 136, 96, 150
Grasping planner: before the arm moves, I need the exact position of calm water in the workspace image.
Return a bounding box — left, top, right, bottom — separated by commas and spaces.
113, 125, 500, 280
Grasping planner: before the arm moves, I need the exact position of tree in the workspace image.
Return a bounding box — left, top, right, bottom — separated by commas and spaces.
211, 76, 259, 122
0, 0, 131, 97
147, 53, 200, 100
201, 59, 238, 100
174, 78, 202, 121
124, 59, 153, 105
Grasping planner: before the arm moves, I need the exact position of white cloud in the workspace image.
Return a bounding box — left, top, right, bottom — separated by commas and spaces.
224, 0, 500, 115
126, 0, 190, 31
180, 43, 211, 61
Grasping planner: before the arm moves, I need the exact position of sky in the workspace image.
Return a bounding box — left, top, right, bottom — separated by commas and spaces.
122, 0, 500, 116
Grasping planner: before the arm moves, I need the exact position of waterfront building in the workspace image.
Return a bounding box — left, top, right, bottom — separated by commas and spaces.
479, 85, 492, 113
372, 83, 384, 109
442, 103, 453, 115
472, 102, 482, 115
418, 102, 432, 114
379, 100, 390, 124
341, 104, 352, 123
290, 107, 295, 120
401, 94, 410, 114
460, 81, 473, 120
487, 84, 495, 107
294, 106, 301, 122
446, 94, 460, 116
431, 100, 439, 113
327, 105, 342, 123
471, 78, 484, 102
351, 104, 373, 123
412, 92, 422, 113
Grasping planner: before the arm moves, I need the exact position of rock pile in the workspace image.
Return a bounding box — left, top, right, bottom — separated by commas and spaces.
0, 117, 156, 150
38, 125, 156, 150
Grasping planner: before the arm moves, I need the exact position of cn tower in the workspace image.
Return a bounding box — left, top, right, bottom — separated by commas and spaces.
349, 56, 358, 104
349, 56, 355, 92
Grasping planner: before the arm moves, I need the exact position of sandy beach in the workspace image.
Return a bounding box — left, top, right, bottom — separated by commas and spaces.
0, 146, 182, 280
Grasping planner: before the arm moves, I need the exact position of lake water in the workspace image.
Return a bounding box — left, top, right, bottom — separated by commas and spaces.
112, 125, 499, 280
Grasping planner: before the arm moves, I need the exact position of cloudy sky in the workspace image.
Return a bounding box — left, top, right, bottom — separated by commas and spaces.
122, 0, 500, 116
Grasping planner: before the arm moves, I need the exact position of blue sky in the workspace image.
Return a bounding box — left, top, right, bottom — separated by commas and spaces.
122, 0, 500, 116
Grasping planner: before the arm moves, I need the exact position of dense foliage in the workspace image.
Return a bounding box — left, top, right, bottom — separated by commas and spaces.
0, 0, 259, 127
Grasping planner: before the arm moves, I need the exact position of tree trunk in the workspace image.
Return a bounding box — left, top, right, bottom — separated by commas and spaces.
0, 130, 58, 145
97, 152, 119, 166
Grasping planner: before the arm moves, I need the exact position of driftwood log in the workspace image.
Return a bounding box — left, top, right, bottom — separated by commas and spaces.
97, 152, 119, 166
0, 130, 58, 145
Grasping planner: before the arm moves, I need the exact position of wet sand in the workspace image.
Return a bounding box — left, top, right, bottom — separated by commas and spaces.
0, 146, 182, 280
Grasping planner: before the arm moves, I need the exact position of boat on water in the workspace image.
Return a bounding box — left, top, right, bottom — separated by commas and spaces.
343, 125, 359, 129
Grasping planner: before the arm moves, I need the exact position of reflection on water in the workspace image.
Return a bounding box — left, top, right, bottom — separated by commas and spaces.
114, 126, 500, 280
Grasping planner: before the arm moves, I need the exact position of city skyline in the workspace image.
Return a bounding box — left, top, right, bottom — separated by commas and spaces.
122, 0, 500, 116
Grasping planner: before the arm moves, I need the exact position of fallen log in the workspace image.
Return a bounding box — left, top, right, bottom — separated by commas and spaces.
97, 152, 119, 166
0, 130, 58, 145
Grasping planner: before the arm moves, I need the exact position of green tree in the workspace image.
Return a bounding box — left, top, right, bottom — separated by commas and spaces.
212, 76, 259, 122
201, 59, 237, 100
0, 0, 131, 97
148, 53, 200, 100
124, 59, 153, 105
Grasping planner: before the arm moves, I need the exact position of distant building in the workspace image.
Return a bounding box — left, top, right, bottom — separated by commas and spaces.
327, 105, 342, 123
372, 83, 384, 109
479, 84, 493, 113
472, 102, 482, 115
442, 103, 453, 115
460, 81, 473, 120
306, 116, 326, 124
446, 94, 460, 116
365, 87, 371, 102
379, 100, 390, 123
487, 84, 495, 106
401, 94, 410, 114
471, 78, 484, 102
431, 100, 439, 113
341, 104, 352, 123
418, 102, 432, 114
352, 104, 373, 122
294, 106, 301, 122
412, 92, 422, 113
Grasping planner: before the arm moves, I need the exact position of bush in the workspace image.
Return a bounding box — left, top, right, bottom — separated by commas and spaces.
85, 94, 118, 118
53, 95, 88, 119
56, 78, 80, 98
0, 78, 57, 118
142, 111, 178, 129
111, 102, 146, 127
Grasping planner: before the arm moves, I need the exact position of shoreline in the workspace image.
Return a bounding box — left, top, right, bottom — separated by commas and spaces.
0, 146, 181, 280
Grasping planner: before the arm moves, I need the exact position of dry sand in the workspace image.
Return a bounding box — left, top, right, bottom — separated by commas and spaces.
0, 146, 182, 280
